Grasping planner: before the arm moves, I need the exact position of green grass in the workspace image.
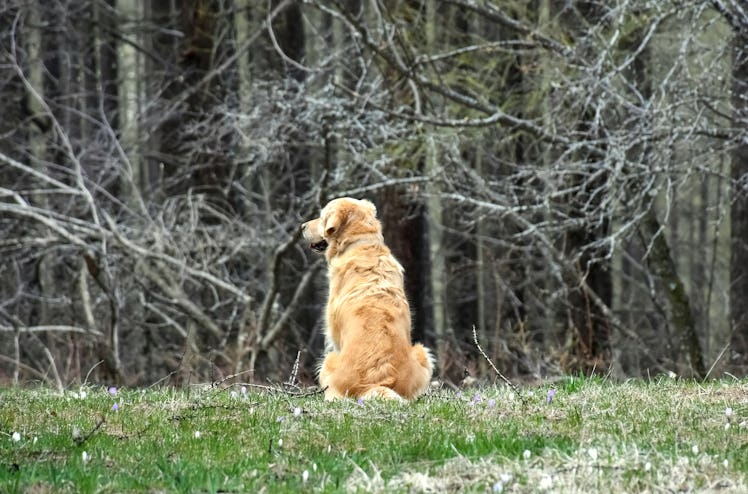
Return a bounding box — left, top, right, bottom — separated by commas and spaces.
0, 377, 746, 493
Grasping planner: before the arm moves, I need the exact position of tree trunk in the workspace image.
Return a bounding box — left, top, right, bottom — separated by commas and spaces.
378, 186, 431, 345
564, 220, 612, 373
143, 0, 179, 195
98, 0, 120, 133
426, 139, 449, 377
640, 209, 706, 378
0, 4, 28, 163
730, 21, 748, 373
423, 0, 450, 379
0, 5, 30, 384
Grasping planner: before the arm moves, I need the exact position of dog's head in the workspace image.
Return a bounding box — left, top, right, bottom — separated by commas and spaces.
301, 197, 381, 258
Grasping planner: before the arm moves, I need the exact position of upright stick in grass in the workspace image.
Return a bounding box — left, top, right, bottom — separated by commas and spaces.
472, 325, 527, 406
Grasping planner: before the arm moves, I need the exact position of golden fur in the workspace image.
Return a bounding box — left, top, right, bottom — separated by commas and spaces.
302, 197, 433, 401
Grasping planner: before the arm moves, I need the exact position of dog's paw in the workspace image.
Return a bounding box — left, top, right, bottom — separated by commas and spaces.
361, 386, 406, 402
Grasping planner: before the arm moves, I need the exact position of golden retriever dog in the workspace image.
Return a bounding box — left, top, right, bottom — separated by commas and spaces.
302, 197, 433, 401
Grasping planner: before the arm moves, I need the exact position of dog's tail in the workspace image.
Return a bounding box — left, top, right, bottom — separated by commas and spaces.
361, 385, 406, 402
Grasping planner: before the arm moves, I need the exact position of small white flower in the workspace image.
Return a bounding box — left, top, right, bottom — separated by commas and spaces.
644, 462, 651, 472
82, 451, 89, 463
32, 436, 38, 445
293, 407, 302, 417
313, 463, 317, 472
588, 447, 598, 461
230, 391, 238, 399
194, 430, 201, 438
500, 473, 512, 483
667, 371, 677, 379
725, 407, 733, 418
523, 449, 531, 460
725, 423, 731, 430
79, 390, 87, 399
11, 432, 21, 442
278, 438, 283, 447
539, 476, 553, 490
740, 421, 747, 429
241, 386, 247, 396
691, 445, 699, 455
302, 470, 309, 483
492, 481, 504, 493
723, 459, 729, 468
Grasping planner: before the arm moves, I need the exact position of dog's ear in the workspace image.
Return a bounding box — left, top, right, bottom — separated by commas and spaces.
323, 208, 346, 238
360, 199, 377, 217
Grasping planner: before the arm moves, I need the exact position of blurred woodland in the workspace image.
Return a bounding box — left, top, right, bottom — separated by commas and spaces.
1, 0, 748, 388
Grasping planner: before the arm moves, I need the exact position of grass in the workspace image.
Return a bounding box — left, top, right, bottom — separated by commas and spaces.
0, 376, 746, 493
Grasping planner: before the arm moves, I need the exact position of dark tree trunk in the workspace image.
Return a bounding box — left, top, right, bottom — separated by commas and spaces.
559, 2, 613, 374
564, 217, 612, 373
730, 22, 748, 372
247, 0, 305, 81
378, 187, 431, 346
0, 6, 30, 383
144, 0, 240, 196
640, 209, 706, 378
99, 0, 120, 133
40, 1, 68, 167
0, 5, 28, 163
143, 0, 180, 195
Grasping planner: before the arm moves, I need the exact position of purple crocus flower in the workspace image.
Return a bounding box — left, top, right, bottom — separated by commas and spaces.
546, 388, 556, 404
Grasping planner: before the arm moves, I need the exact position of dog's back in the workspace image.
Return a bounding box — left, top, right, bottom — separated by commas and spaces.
303, 197, 433, 400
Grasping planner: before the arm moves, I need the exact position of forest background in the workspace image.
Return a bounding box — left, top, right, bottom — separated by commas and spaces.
2, 0, 748, 389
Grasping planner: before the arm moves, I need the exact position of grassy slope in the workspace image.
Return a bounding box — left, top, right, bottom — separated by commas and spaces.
0, 377, 746, 493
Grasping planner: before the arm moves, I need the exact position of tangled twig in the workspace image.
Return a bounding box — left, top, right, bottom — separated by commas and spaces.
233, 382, 325, 397
73, 416, 106, 446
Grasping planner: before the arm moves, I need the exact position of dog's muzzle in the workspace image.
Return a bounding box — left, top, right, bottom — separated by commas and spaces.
302, 222, 328, 253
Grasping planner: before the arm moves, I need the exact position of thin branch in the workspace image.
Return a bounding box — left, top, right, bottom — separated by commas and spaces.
472, 325, 526, 406
0, 325, 103, 336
